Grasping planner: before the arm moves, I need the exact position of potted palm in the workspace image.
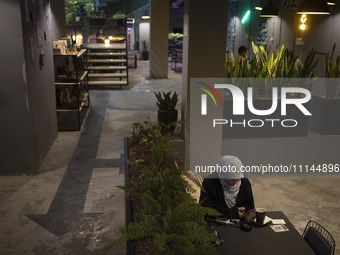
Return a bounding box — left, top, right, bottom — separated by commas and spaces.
310, 43, 340, 135
155, 91, 179, 133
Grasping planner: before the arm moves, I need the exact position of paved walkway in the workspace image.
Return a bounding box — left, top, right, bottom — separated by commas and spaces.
0, 60, 182, 254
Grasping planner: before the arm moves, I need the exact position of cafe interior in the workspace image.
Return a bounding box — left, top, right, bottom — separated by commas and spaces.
0, 0, 340, 254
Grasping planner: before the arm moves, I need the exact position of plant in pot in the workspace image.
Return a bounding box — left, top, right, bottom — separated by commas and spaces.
142, 40, 149, 60
224, 42, 317, 138
155, 91, 179, 134
310, 43, 340, 135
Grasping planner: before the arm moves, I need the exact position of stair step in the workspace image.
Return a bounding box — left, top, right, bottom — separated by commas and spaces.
88, 73, 127, 78
89, 80, 128, 86
87, 59, 126, 63
88, 66, 127, 70
88, 52, 126, 56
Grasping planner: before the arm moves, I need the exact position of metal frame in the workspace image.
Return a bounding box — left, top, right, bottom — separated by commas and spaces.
302, 220, 336, 255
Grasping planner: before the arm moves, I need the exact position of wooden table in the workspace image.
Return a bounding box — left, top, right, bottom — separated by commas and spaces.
209, 211, 315, 255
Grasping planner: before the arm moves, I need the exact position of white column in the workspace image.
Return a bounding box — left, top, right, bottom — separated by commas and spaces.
149, 0, 169, 79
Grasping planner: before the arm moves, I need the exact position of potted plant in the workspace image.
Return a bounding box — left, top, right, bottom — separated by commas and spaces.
223, 42, 317, 138
155, 91, 179, 133
142, 40, 149, 60
310, 43, 340, 135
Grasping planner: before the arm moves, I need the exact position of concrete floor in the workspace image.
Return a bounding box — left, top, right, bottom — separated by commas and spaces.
1, 60, 339, 254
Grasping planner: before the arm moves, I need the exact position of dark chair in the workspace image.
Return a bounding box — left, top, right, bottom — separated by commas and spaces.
302, 220, 335, 255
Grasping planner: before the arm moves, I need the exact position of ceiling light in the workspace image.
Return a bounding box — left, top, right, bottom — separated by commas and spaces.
297, 0, 330, 14
141, 16, 150, 19
260, 0, 278, 17
242, 10, 251, 24
255, 6, 263, 11
327, 2, 335, 6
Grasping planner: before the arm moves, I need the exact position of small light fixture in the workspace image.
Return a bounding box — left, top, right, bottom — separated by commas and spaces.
299, 14, 307, 31
297, 0, 330, 14
260, 0, 278, 17
242, 10, 251, 24
327, 2, 335, 6
255, 6, 263, 11
108, 36, 113, 40
141, 16, 150, 19
104, 38, 110, 45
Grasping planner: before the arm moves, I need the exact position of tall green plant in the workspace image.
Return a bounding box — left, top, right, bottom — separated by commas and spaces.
325, 43, 340, 98
225, 42, 318, 98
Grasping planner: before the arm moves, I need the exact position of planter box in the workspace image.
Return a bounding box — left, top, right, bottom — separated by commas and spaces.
310, 96, 340, 135
222, 99, 311, 139
124, 137, 133, 254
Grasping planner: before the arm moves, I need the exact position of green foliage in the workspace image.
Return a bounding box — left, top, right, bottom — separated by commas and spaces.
130, 120, 163, 146
325, 43, 340, 98
225, 42, 318, 98
168, 33, 184, 40
142, 40, 148, 50
155, 91, 179, 111
65, 0, 94, 24
107, 120, 221, 254
112, 11, 126, 19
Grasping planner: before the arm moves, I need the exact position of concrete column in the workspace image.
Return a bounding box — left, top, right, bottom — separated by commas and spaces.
149, 0, 169, 78
182, 0, 229, 170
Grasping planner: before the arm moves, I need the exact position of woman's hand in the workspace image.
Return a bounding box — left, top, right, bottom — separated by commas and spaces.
238, 207, 250, 218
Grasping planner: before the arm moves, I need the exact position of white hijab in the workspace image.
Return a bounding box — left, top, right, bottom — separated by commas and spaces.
217, 155, 244, 208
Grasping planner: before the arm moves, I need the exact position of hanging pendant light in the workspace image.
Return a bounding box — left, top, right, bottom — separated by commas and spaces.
297, 0, 330, 14
260, 0, 278, 17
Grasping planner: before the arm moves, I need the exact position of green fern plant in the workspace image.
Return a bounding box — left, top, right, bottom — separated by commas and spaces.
155, 91, 179, 111
107, 121, 221, 254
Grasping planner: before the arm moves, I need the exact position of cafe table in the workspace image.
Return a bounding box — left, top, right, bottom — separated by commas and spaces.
208, 211, 315, 255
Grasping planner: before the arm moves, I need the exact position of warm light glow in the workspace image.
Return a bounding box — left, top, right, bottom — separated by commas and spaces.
297, 11, 329, 14
241, 10, 251, 24
141, 16, 150, 19
327, 2, 335, 6
76, 34, 83, 47
72, 35, 76, 41
255, 6, 263, 11
108, 36, 113, 40
104, 39, 110, 44
299, 24, 306, 31
260, 14, 278, 17
299, 14, 307, 31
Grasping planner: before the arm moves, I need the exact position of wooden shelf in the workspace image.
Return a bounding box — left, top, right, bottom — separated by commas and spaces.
56, 93, 89, 112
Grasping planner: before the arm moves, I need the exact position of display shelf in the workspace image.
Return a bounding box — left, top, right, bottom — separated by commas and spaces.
53, 49, 90, 131
56, 92, 89, 112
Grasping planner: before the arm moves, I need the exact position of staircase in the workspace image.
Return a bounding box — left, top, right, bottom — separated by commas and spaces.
86, 43, 128, 88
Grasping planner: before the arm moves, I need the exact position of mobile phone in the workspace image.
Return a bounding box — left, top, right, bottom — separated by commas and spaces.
240, 209, 256, 213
